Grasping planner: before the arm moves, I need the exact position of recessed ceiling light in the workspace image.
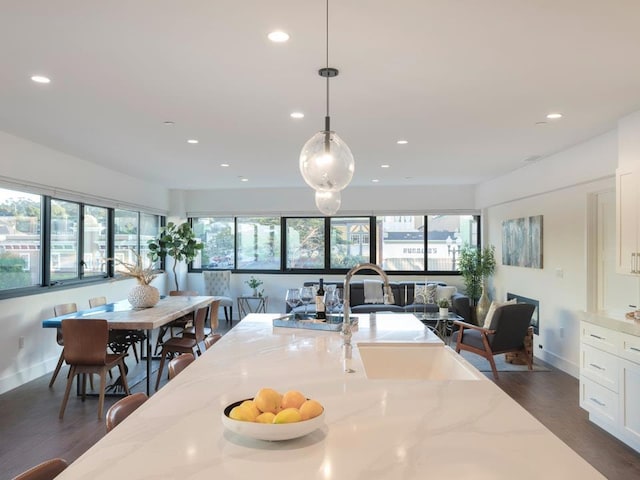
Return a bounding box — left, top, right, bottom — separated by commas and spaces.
268, 31, 290, 43
31, 75, 50, 84
381, 164, 390, 168
372, 179, 380, 183
163, 121, 175, 126
220, 163, 230, 167
187, 139, 199, 144
241, 178, 249, 182
546, 113, 563, 119
397, 140, 408, 145
290, 112, 304, 119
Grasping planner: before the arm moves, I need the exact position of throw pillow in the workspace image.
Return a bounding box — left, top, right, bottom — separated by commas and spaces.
435, 285, 457, 304
413, 284, 437, 304
482, 298, 517, 329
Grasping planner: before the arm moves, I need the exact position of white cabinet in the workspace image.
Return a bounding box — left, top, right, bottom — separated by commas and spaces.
616, 167, 640, 275
579, 322, 640, 452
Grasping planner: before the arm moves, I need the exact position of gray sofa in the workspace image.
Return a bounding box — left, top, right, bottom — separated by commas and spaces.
287, 281, 472, 323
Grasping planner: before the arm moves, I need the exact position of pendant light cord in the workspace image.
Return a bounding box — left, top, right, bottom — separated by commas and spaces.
325, 0, 330, 133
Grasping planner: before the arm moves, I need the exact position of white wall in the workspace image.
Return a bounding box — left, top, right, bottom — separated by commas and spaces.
476, 131, 621, 377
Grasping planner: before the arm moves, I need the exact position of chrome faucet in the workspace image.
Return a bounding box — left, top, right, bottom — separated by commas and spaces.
342, 263, 394, 346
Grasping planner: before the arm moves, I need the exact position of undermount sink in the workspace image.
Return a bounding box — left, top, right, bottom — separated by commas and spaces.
356, 342, 482, 381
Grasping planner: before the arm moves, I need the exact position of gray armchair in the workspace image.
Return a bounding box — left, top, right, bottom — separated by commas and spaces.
452, 303, 535, 380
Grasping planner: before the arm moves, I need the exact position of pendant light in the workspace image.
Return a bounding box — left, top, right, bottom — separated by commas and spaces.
299, 0, 355, 204
315, 190, 341, 216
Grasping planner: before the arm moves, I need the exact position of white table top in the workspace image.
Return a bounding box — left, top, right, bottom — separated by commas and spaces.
57, 313, 604, 479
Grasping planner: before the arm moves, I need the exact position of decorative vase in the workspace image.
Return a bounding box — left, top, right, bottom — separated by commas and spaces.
128, 284, 160, 308
439, 307, 449, 318
475, 281, 491, 326
253, 288, 258, 297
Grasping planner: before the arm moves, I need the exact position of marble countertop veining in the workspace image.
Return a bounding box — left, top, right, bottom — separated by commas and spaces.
582, 310, 640, 337
56, 313, 604, 479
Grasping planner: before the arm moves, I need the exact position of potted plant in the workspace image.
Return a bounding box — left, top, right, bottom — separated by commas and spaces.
112, 250, 161, 308
147, 221, 203, 291
458, 244, 496, 325
245, 275, 263, 297
437, 298, 450, 318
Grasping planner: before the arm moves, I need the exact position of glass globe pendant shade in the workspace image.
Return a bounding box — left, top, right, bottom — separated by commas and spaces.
299, 130, 355, 192
315, 190, 341, 216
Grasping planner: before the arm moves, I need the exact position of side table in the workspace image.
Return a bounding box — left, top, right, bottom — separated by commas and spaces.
237, 296, 269, 320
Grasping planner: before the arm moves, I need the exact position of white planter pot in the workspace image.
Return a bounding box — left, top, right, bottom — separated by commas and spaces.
439, 307, 449, 318
128, 284, 160, 308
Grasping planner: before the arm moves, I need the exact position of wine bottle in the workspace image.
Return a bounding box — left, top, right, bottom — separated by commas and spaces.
315, 278, 326, 319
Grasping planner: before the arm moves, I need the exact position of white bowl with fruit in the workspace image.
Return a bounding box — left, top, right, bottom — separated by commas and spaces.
222, 388, 325, 441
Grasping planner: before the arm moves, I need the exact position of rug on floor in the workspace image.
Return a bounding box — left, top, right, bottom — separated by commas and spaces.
456, 350, 550, 372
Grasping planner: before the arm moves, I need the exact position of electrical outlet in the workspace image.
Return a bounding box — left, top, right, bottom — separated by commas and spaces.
18, 337, 25, 349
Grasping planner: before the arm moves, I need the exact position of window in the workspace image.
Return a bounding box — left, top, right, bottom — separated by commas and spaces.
0, 187, 42, 290
83, 205, 108, 277
286, 217, 324, 269
114, 209, 138, 274
193, 217, 235, 269
330, 217, 369, 268
237, 217, 280, 270
140, 213, 161, 266
427, 214, 478, 272
50, 199, 80, 281
377, 215, 424, 271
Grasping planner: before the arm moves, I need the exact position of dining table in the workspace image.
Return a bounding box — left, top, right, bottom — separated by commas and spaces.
41, 295, 217, 395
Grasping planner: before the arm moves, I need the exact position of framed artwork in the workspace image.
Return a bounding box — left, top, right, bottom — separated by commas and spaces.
502, 215, 543, 268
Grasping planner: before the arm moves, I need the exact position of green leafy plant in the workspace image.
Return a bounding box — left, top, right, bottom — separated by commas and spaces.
245, 276, 263, 289
458, 244, 496, 304
147, 222, 203, 291
437, 298, 450, 308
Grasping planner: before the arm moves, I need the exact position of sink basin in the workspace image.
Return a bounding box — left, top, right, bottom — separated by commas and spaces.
356, 342, 482, 381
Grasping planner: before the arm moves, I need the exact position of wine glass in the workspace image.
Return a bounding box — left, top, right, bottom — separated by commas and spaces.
299, 286, 314, 316
285, 288, 301, 314
324, 287, 341, 315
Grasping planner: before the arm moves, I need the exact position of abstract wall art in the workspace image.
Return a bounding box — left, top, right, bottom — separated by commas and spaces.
502, 215, 543, 269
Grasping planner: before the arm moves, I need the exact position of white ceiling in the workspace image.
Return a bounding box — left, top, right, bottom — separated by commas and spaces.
2, 0, 640, 191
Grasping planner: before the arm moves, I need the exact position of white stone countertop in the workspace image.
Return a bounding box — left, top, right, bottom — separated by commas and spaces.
57, 313, 604, 479
581, 310, 640, 337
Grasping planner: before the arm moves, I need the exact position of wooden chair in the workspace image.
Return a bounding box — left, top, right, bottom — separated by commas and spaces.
48, 303, 78, 388
155, 304, 208, 391
204, 334, 222, 350
11, 457, 68, 480
91, 296, 144, 363
59, 319, 130, 419
183, 299, 221, 340
105, 392, 148, 432
154, 290, 198, 355
168, 353, 195, 380
452, 303, 536, 380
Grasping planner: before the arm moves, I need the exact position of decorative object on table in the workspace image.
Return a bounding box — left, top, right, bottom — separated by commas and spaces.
438, 298, 450, 318
299, 286, 314, 315
111, 250, 161, 308
458, 244, 496, 325
245, 275, 264, 297
147, 221, 203, 291
323, 286, 341, 314
299, 0, 354, 215
502, 215, 543, 268
222, 387, 325, 441
285, 288, 302, 311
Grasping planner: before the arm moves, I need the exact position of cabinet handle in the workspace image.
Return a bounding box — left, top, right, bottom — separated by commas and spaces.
589, 363, 605, 371
589, 397, 606, 407
633, 253, 637, 274
590, 334, 605, 340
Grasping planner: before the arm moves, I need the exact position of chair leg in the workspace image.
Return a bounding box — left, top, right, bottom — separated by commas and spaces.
155, 350, 168, 391
118, 360, 131, 395
224, 306, 230, 323
49, 350, 65, 388
98, 369, 107, 419
59, 366, 76, 419
479, 332, 499, 381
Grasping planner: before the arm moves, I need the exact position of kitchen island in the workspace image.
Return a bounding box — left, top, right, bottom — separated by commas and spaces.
56, 313, 604, 479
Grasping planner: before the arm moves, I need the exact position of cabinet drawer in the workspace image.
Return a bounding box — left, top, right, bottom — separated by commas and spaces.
620, 332, 640, 365
581, 344, 619, 392
580, 377, 619, 425
581, 322, 619, 354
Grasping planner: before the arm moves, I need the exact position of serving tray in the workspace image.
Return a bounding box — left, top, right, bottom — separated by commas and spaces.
273, 314, 357, 332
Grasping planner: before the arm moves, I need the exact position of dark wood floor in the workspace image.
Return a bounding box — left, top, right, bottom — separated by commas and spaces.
2, 328, 639, 479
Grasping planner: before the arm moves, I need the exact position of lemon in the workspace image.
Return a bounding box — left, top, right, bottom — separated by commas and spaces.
254, 388, 282, 414
281, 390, 306, 409
273, 407, 302, 424
255, 412, 276, 424
299, 399, 323, 420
